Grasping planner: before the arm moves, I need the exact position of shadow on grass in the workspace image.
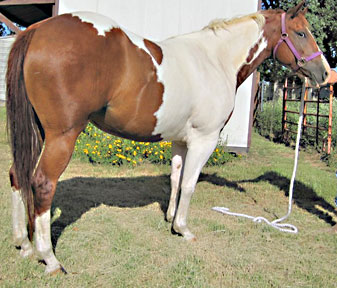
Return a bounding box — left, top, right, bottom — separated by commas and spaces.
52, 175, 170, 248
51, 173, 246, 248
239, 171, 337, 226
51, 170, 336, 248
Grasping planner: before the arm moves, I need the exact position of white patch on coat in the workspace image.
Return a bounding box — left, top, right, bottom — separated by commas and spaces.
72, 11, 119, 36
246, 34, 268, 65
152, 16, 265, 143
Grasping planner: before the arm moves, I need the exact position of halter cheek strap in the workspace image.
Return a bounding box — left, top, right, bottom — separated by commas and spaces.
273, 13, 322, 70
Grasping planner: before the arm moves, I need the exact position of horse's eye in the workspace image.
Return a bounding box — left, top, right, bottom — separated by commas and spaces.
296, 31, 306, 38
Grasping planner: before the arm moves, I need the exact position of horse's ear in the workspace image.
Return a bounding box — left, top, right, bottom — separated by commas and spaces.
287, 1, 307, 18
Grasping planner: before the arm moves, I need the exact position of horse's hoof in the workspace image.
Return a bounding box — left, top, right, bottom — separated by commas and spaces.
183, 232, 197, 242
19, 246, 34, 258
17, 238, 34, 258
172, 224, 196, 241
165, 214, 174, 223
46, 264, 67, 275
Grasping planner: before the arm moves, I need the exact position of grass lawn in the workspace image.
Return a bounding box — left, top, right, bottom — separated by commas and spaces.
0, 106, 336, 287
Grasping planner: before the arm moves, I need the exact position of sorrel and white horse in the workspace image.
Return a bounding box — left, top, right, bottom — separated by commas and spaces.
7, 1, 330, 273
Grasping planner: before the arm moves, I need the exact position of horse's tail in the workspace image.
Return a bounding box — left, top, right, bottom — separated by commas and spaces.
6, 28, 43, 240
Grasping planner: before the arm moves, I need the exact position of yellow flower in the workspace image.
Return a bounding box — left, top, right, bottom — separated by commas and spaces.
133, 151, 137, 156
108, 144, 113, 149
116, 154, 126, 159
83, 149, 89, 154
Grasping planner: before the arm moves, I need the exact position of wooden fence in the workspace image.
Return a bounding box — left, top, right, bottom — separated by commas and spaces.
282, 78, 334, 154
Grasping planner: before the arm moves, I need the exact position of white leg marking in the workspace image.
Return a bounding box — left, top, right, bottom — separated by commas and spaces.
12, 189, 33, 258
173, 138, 218, 240
35, 209, 61, 274
167, 142, 187, 223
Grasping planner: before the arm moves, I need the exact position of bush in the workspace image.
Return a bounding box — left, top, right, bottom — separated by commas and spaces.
254, 96, 337, 151
254, 98, 283, 141
73, 123, 237, 166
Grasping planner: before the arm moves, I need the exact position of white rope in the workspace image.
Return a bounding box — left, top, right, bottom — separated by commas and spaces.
212, 79, 308, 234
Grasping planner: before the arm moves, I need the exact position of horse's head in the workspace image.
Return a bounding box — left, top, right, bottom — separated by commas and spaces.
273, 1, 330, 85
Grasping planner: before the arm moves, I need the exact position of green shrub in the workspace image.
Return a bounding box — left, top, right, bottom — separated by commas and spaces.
73, 123, 237, 166
254, 97, 337, 152
254, 98, 283, 141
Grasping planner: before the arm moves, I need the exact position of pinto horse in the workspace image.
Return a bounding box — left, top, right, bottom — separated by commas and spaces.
7, 1, 330, 273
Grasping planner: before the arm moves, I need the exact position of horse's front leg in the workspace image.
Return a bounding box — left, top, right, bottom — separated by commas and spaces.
172, 137, 218, 240
166, 141, 187, 223
9, 166, 34, 258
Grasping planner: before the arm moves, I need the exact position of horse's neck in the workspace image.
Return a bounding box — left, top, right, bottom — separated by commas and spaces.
236, 11, 281, 88
215, 20, 266, 75
164, 17, 270, 88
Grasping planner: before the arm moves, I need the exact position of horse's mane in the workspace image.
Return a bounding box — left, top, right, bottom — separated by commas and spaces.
204, 12, 265, 32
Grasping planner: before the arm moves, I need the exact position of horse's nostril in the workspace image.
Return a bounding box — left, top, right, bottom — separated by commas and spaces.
324, 71, 329, 77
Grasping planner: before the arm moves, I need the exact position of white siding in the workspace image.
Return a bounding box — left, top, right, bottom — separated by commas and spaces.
0, 36, 15, 102
58, 0, 259, 41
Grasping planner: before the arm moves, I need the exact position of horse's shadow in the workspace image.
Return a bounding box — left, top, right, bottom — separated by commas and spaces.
238, 171, 337, 226
51, 172, 246, 247
51, 175, 171, 247
51, 170, 336, 247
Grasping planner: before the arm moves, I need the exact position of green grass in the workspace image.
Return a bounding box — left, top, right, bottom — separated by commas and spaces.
0, 106, 337, 287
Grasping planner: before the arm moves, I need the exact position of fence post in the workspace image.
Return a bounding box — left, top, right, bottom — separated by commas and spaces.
303, 81, 308, 135
316, 88, 320, 146
282, 78, 288, 138
328, 84, 333, 154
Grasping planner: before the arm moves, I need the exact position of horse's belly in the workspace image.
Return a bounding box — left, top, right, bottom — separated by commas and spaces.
89, 106, 162, 142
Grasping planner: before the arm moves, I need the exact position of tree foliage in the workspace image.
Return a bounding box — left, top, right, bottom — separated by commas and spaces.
259, 0, 337, 82
0, 23, 5, 36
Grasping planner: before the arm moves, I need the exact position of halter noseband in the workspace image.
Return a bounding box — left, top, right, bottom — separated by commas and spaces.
273, 13, 322, 71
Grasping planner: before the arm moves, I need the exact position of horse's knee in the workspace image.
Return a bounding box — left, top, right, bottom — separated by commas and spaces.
32, 169, 55, 214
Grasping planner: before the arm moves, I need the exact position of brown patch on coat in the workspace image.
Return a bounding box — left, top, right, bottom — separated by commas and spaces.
24, 14, 164, 142
144, 39, 163, 65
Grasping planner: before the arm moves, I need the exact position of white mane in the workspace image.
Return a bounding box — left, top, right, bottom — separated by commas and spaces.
204, 13, 265, 32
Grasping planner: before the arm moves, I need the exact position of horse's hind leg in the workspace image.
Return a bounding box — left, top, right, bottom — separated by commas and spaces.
32, 127, 83, 274
166, 142, 187, 223
9, 166, 34, 258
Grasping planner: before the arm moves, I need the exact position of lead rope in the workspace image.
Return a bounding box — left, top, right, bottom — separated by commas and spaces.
212, 79, 308, 234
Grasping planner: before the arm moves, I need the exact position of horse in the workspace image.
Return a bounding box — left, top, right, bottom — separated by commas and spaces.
6, 1, 330, 274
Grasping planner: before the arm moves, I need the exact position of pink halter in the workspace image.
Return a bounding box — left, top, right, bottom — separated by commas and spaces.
273, 13, 322, 71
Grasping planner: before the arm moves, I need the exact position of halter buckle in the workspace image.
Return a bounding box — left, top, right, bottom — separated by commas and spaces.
281, 33, 288, 39
297, 57, 307, 67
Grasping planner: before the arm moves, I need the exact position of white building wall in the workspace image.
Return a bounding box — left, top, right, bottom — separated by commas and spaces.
58, 0, 259, 151
0, 36, 15, 102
